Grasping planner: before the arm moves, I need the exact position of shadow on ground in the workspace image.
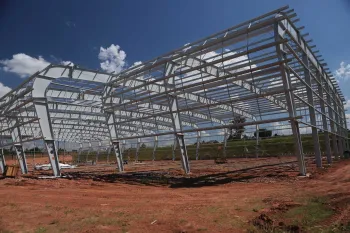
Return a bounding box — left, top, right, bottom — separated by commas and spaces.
54, 160, 300, 188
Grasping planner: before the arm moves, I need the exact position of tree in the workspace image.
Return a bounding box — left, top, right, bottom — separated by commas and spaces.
254, 129, 272, 138
140, 143, 146, 148
228, 116, 246, 140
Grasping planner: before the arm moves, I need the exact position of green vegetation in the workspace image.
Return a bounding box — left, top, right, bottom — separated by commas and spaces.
284, 197, 334, 231
67, 133, 338, 163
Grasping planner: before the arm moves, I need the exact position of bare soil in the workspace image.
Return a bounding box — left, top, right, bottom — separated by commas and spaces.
1, 157, 350, 233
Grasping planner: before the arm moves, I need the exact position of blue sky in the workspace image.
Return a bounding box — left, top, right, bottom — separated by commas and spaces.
0, 0, 350, 102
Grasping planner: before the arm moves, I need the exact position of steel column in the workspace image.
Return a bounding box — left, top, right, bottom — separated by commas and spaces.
333, 95, 343, 157
316, 73, 332, 164
325, 83, 339, 159
32, 76, 61, 177
0, 148, 6, 175
302, 54, 322, 167
152, 136, 158, 161
164, 62, 190, 173
255, 124, 260, 158
86, 142, 92, 162
172, 136, 177, 161
223, 128, 228, 157
195, 131, 201, 160
135, 138, 141, 161
10, 124, 28, 174
112, 141, 124, 172
106, 113, 124, 172
14, 144, 28, 174
275, 21, 306, 175
177, 133, 190, 174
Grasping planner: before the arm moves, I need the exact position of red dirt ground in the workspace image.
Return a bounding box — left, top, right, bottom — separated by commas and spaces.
1, 157, 350, 232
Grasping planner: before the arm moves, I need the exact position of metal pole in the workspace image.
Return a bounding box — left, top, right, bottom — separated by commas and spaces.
0, 148, 6, 175
135, 138, 141, 162
316, 73, 332, 164
223, 128, 228, 158
177, 133, 190, 174
112, 141, 124, 172
152, 136, 158, 161
255, 124, 259, 158
302, 53, 322, 167
172, 136, 177, 161
195, 131, 201, 160
274, 20, 306, 175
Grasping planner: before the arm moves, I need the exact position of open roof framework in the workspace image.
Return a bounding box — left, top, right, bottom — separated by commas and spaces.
0, 6, 348, 177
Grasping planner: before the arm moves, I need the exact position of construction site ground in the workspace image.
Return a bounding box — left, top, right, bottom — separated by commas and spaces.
1, 156, 350, 233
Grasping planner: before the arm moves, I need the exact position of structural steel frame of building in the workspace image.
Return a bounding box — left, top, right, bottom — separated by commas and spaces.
0, 6, 348, 177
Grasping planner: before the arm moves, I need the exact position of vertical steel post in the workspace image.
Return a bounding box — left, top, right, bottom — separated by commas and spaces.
106, 113, 124, 172
86, 142, 92, 162
177, 133, 190, 173
164, 62, 190, 173
96, 141, 102, 164
274, 20, 306, 175
255, 124, 260, 158
325, 83, 339, 159
32, 77, 61, 176
152, 136, 158, 161
10, 123, 28, 174
333, 94, 343, 157
195, 131, 201, 160
14, 144, 28, 174
316, 73, 332, 164
78, 143, 83, 163
341, 107, 349, 150
172, 136, 177, 161
135, 138, 141, 161
112, 141, 124, 172
223, 128, 228, 157
302, 54, 322, 167
0, 148, 6, 175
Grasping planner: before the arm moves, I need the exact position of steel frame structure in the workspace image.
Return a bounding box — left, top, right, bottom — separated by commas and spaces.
0, 6, 348, 177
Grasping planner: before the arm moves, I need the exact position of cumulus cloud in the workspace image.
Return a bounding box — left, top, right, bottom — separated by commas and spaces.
335, 61, 350, 80
0, 53, 50, 78
0, 54, 75, 78
0, 82, 12, 97
98, 44, 126, 73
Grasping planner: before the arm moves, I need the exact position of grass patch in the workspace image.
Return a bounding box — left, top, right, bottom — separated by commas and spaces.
285, 197, 333, 227
34, 227, 47, 233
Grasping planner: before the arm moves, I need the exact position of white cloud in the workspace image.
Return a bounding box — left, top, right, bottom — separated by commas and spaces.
0, 54, 75, 78
98, 44, 126, 73
335, 61, 350, 80
344, 99, 350, 110
132, 61, 142, 67
0, 53, 50, 78
61, 61, 74, 66
346, 113, 350, 129
0, 82, 11, 97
